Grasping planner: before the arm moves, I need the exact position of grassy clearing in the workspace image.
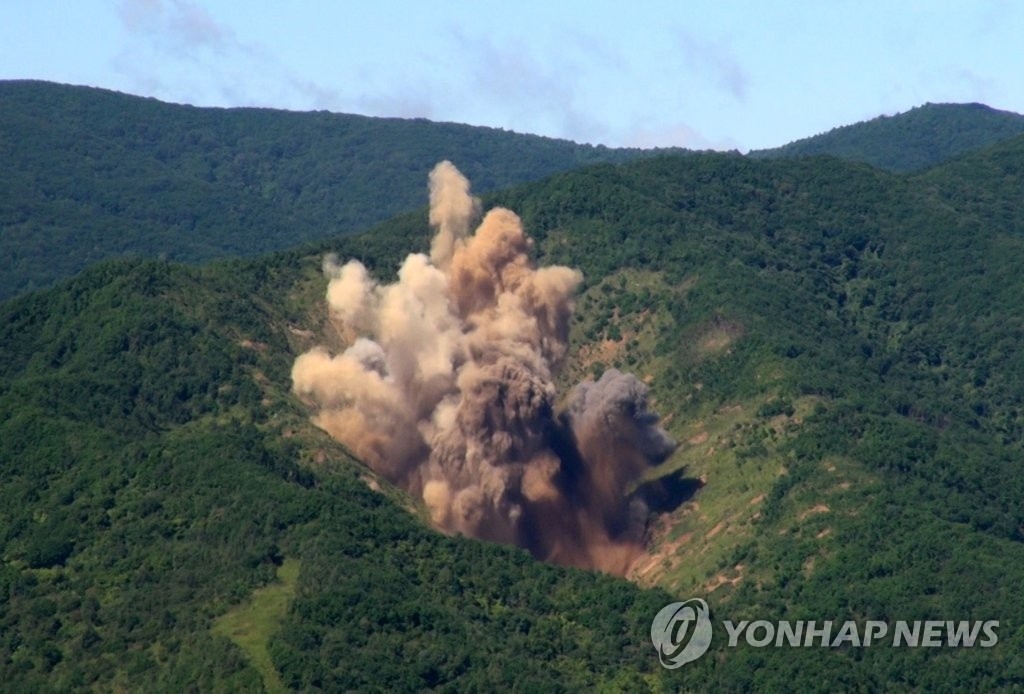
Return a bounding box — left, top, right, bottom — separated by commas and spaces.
631, 398, 781, 591
633, 396, 830, 598
213, 558, 300, 694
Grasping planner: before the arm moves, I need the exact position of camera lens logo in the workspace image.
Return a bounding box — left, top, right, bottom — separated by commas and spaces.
651, 598, 713, 668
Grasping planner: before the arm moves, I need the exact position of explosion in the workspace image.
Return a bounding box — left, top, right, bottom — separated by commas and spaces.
292, 161, 676, 574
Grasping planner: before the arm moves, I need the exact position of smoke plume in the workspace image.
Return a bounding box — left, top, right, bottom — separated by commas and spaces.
292, 161, 676, 574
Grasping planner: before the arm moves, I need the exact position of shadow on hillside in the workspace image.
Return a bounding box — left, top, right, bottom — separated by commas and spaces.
637, 468, 704, 514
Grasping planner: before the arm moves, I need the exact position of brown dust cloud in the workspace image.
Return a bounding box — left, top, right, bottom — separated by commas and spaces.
292, 161, 676, 574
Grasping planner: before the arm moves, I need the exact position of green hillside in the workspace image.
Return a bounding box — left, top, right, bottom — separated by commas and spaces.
490, 145, 1024, 686
0, 80, 675, 300
750, 102, 1024, 172
0, 257, 678, 690
4, 135, 1024, 688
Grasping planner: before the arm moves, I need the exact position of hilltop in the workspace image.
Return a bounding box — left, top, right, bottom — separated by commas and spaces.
0, 80, 678, 299
749, 102, 1024, 171
7, 82, 1024, 302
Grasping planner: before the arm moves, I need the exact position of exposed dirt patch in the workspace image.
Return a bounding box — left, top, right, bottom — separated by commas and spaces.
636, 533, 692, 579
704, 564, 745, 593
705, 521, 726, 540
629, 516, 695, 584
798, 504, 831, 521
575, 333, 630, 373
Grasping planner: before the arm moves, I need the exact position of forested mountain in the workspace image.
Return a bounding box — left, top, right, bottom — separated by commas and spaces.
750, 102, 1024, 172
5, 82, 1022, 302
0, 80, 675, 300
4, 121, 1024, 687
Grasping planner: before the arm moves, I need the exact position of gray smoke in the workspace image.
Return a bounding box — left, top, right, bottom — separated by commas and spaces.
292, 161, 676, 574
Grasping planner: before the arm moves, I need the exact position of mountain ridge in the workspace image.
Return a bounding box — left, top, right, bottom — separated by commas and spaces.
0, 79, 680, 299
5, 80, 1024, 300
749, 101, 1024, 171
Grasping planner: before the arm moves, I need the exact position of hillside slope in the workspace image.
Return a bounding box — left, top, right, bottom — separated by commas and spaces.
750, 102, 1024, 172
0, 257, 678, 691
488, 145, 1024, 686
0, 80, 676, 299
4, 138, 1024, 688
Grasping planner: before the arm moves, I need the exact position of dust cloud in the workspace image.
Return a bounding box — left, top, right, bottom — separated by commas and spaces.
292, 161, 675, 574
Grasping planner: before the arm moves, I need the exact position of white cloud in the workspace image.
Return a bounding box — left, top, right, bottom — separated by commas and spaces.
114, 0, 342, 110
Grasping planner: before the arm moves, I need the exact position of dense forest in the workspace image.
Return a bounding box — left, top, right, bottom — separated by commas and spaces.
751, 101, 1024, 172
0, 80, 677, 299
3, 92, 1024, 689
7, 83, 1024, 302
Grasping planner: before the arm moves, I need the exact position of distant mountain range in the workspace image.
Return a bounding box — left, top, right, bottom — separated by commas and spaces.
3, 81, 1024, 299
0, 80, 678, 299
750, 101, 1024, 171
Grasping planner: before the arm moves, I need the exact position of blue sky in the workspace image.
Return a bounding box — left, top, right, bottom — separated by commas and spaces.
3, 1, 1022, 151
